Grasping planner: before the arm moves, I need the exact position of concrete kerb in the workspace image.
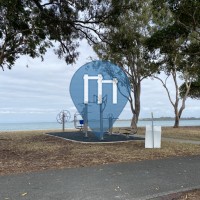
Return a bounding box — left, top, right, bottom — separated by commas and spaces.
45, 132, 200, 145
45, 132, 144, 144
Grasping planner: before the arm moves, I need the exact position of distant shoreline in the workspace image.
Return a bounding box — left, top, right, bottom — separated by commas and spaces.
118, 117, 200, 121
1, 117, 200, 124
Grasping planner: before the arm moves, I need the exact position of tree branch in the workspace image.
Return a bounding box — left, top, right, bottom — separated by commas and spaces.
153, 75, 175, 107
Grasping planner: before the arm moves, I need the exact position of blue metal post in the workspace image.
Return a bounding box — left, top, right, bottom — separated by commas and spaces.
84, 104, 88, 137
100, 104, 103, 140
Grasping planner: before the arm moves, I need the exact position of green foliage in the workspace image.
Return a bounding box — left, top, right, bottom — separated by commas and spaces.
0, 0, 127, 70
94, 0, 154, 77
146, 0, 200, 79
180, 80, 200, 99
168, 0, 200, 29
146, 23, 189, 51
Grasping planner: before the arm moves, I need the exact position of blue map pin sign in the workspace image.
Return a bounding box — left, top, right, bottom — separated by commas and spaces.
70, 60, 130, 139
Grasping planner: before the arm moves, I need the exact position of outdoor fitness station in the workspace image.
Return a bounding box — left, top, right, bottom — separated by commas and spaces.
69, 60, 130, 140
56, 60, 161, 147
57, 110, 161, 148
56, 110, 71, 132
73, 96, 117, 139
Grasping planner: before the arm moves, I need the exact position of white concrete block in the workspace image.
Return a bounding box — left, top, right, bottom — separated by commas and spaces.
145, 125, 161, 148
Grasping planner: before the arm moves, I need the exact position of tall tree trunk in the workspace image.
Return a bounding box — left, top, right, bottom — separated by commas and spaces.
131, 115, 137, 129
173, 94, 187, 128
130, 81, 141, 132
133, 93, 140, 124
174, 110, 180, 128
129, 97, 137, 129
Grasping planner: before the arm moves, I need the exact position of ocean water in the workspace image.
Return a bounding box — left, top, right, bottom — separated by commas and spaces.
0, 119, 200, 131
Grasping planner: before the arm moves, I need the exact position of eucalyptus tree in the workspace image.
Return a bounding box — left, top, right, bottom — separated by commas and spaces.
145, 0, 200, 128
93, 0, 154, 129
168, 0, 200, 40
0, 0, 128, 70
168, 0, 200, 101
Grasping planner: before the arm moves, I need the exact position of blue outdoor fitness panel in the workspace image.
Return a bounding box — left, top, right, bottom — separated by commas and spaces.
70, 60, 130, 139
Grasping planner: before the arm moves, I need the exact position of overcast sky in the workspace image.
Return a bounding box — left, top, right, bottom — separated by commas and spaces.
1, 40, 200, 123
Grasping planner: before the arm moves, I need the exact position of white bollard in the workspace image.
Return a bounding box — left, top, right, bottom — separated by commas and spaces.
145, 125, 161, 148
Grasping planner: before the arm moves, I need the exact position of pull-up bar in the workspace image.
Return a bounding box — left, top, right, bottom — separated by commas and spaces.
83, 74, 118, 105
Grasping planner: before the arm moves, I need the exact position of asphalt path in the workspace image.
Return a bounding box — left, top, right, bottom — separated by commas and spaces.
0, 156, 200, 200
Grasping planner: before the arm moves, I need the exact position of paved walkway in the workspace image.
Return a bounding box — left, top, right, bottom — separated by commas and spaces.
0, 156, 200, 200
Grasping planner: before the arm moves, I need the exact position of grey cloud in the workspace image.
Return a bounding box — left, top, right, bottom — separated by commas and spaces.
1, 40, 200, 123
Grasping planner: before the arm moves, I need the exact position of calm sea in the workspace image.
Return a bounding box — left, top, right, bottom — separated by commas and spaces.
0, 119, 200, 131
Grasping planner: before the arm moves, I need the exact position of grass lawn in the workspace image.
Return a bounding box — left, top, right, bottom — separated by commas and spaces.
116, 126, 200, 141
161, 126, 200, 141
0, 127, 200, 175
0, 127, 199, 199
